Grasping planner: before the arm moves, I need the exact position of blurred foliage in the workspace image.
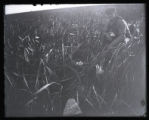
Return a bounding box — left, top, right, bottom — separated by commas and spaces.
4, 5, 145, 116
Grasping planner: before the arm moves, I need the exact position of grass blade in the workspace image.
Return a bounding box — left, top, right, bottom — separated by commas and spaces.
34, 82, 62, 95
23, 73, 29, 89
5, 72, 14, 88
